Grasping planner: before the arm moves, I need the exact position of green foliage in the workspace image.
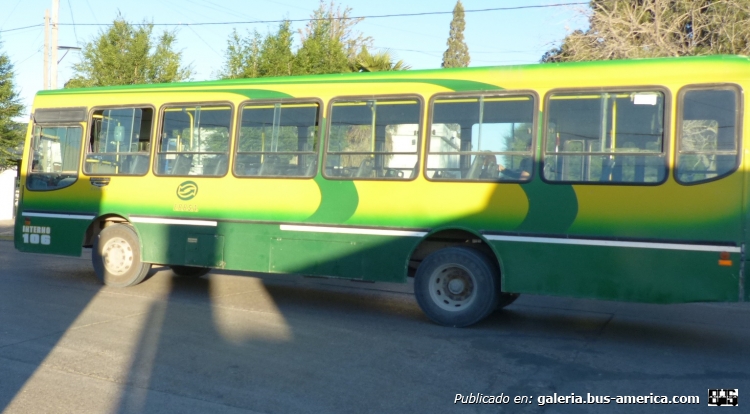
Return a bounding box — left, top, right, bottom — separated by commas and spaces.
293, 3, 350, 75
220, 21, 294, 79
0, 40, 24, 169
442, 0, 470, 68
503, 124, 533, 152
352, 48, 411, 72
544, 0, 750, 62
66, 15, 191, 87
259, 21, 295, 77
221, 29, 262, 79
223, 1, 378, 78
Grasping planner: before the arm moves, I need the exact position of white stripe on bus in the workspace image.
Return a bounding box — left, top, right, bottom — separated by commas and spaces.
484, 234, 741, 253
280, 224, 428, 238
130, 217, 218, 227
22, 212, 95, 220
25, 212, 731, 253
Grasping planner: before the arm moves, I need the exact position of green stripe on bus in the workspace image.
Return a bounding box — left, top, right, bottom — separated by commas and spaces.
307, 176, 359, 224
515, 179, 578, 233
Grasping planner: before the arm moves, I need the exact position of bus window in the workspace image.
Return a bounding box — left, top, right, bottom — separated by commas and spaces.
27, 125, 82, 191
156, 104, 232, 176
676, 87, 740, 184
427, 94, 535, 181
84, 107, 153, 175
235, 102, 320, 177
325, 97, 421, 180
544, 90, 666, 184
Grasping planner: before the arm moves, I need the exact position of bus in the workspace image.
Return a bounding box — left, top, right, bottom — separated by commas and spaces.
15, 55, 748, 327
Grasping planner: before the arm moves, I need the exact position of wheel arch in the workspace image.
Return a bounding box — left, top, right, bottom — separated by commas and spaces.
83, 214, 134, 248
405, 226, 505, 281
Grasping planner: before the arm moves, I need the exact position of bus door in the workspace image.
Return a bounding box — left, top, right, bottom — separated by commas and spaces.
77, 106, 157, 244
16, 107, 90, 256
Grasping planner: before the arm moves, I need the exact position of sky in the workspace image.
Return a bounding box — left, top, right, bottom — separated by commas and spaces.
0, 0, 590, 121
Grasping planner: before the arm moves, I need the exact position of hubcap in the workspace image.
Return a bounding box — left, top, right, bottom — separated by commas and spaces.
428, 264, 476, 311
448, 278, 465, 294
101, 236, 134, 276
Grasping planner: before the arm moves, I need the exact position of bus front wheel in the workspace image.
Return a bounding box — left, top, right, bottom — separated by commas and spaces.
414, 246, 499, 327
92, 224, 151, 287
170, 265, 211, 278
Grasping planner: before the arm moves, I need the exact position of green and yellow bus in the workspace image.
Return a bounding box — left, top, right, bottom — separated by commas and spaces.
15, 55, 748, 327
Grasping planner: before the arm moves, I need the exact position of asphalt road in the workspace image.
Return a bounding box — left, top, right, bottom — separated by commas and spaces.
0, 220, 12, 241
1, 239, 749, 413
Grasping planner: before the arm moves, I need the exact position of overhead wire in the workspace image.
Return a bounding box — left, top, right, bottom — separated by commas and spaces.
0, 0, 24, 30
66, 0, 79, 44
160, 0, 224, 58
15, 46, 44, 67
0, 3, 588, 33
84, 0, 98, 22
193, 0, 260, 20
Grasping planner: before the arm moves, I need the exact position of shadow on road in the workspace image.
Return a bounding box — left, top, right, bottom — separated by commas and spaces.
3, 246, 750, 413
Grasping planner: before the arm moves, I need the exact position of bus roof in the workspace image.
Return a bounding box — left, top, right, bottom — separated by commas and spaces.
36, 54, 750, 98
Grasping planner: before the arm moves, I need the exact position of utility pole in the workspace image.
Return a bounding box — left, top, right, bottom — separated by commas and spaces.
43, 9, 49, 90
50, 0, 59, 89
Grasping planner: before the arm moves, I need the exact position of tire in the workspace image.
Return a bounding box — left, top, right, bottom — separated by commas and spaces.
92, 224, 151, 287
414, 246, 499, 327
170, 265, 211, 278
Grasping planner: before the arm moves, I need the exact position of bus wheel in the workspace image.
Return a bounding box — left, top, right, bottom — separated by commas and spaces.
414, 246, 499, 327
170, 265, 211, 278
92, 224, 151, 287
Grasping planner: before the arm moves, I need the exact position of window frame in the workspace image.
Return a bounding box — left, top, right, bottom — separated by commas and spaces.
425, 90, 540, 183
25, 121, 85, 192
82, 104, 157, 177
153, 100, 235, 178
674, 83, 743, 186
541, 86, 672, 186
322, 94, 424, 182
232, 98, 324, 180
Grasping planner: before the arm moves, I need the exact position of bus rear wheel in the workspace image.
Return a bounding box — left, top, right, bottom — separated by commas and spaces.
170, 265, 211, 278
92, 224, 151, 287
414, 246, 499, 327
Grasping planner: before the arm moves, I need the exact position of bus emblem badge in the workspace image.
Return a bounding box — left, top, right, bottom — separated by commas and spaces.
177, 181, 198, 201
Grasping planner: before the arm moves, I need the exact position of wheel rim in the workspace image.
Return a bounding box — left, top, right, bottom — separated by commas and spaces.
428, 263, 476, 311
101, 236, 134, 276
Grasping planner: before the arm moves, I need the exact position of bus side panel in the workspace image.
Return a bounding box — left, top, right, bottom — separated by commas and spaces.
15, 181, 92, 258
136, 222, 228, 268
263, 230, 414, 283
14, 215, 87, 256
498, 242, 740, 303
136, 221, 414, 283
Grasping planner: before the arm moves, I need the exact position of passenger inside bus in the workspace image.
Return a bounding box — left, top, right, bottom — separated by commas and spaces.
497, 141, 532, 179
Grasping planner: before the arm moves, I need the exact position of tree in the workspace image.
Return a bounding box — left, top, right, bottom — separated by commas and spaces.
293, 0, 371, 75
220, 21, 294, 79
66, 15, 191, 88
220, 29, 262, 79
442, 0, 470, 68
543, 0, 750, 62
220, 1, 372, 78
352, 48, 411, 72
0, 39, 24, 169
258, 21, 295, 77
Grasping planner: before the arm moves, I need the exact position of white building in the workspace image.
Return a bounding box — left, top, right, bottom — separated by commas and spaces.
0, 167, 17, 220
